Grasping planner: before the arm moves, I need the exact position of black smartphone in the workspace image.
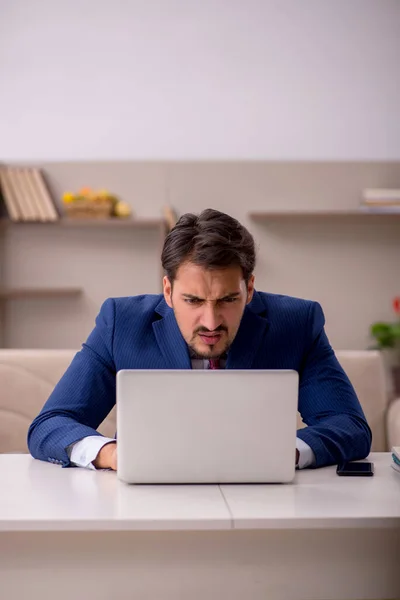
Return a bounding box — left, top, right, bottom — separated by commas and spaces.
336, 461, 374, 476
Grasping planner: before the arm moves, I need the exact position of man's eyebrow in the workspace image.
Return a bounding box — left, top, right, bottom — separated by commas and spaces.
182, 294, 203, 300
181, 292, 240, 300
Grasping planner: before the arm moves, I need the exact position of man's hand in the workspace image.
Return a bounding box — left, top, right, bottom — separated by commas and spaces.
93, 441, 117, 470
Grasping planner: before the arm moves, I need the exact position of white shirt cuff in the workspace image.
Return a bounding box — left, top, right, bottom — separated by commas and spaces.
67, 436, 116, 470
296, 437, 316, 469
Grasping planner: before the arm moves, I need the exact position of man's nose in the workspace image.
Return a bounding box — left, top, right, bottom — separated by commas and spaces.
200, 304, 222, 332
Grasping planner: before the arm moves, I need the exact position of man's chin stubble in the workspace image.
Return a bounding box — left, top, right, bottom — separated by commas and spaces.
190, 340, 231, 360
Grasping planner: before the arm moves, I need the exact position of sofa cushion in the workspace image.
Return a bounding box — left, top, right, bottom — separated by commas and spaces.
0, 350, 115, 453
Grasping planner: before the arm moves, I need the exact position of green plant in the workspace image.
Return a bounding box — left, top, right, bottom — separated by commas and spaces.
370, 297, 400, 357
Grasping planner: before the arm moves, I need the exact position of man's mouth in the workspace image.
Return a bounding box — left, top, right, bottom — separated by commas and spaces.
198, 332, 223, 345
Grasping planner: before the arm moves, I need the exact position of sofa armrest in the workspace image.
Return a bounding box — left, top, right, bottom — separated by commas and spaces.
387, 398, 400, 448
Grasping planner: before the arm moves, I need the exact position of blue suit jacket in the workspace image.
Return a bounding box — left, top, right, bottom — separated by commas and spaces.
28, 292, 371, 468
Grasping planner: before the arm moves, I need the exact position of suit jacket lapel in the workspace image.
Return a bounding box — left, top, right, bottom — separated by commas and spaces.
153, 299, 191, 369
226, 292, 269, 369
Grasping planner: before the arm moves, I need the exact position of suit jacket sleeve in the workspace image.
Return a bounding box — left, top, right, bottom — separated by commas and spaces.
27, 299, 117, 466
296, 302, 372, 468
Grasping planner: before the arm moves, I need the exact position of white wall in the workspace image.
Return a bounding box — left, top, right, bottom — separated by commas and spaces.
1, 0, 400, 161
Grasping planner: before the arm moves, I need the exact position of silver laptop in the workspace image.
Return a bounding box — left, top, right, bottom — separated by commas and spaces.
116, 370, 299, 484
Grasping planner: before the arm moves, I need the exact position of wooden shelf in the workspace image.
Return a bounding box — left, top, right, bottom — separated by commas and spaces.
0, 218, 166, 229
249, 210, 400, 220
0, 288, 83, 300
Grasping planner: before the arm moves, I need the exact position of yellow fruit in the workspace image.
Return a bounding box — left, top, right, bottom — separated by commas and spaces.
114, 201, 131, 218
62, 192, 75, 204
79, 187, 93, 198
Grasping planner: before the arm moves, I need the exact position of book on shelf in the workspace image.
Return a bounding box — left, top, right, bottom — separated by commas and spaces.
13, 168, 37, 220
0, 168, 20, 221
392, 447, 400, 474
359, 204, 400, 214
0, 166, 59, 222
362, 189, 400, 205
29, 168, 59, 221
23, 168, 48, 221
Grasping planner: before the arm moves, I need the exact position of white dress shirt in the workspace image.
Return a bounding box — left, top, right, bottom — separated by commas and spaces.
68, 358, 316, 470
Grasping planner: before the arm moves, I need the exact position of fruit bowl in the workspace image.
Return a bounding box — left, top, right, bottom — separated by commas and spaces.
62, 188, 124, 219
63, 197, 113, 219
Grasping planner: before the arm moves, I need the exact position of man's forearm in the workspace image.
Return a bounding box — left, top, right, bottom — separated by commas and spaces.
297, 414, 371, 468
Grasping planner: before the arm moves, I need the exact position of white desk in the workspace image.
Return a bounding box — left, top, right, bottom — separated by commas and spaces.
1, 453, 399, 600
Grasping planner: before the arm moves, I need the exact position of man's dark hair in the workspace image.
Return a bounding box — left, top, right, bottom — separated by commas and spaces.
161, 208, 256, 283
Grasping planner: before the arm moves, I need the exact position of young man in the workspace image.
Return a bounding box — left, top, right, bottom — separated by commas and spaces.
28, 209, 371, 471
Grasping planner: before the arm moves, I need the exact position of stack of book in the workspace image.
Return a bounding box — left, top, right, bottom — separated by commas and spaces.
392, 447, 400, 474
360, 189, 400, 213
0, 166, 59, 222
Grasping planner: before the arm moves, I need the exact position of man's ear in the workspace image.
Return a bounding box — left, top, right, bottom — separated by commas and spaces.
163, 276, 173, 308
246, 275, 255, 304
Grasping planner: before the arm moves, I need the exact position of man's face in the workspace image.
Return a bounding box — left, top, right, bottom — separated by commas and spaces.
163, 262, 255, 359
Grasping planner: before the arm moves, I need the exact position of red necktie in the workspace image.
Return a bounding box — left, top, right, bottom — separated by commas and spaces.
208, 358, 221, 370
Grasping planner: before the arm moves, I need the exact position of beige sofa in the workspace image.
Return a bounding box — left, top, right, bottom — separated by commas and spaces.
0, 349, 399, 454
